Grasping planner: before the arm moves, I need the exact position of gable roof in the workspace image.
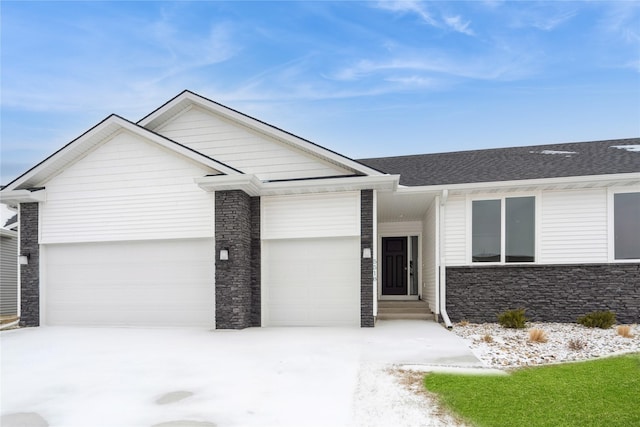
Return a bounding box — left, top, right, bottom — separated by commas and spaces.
358, 138, 640, 187
138, 90, 384, 178
3, 114, 241, 191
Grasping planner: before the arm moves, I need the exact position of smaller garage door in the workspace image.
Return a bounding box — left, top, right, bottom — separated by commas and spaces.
45, 238, 214, 327
263, 237, 360, 326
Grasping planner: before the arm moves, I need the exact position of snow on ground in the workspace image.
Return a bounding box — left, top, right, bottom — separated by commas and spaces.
0, 322, 479, 427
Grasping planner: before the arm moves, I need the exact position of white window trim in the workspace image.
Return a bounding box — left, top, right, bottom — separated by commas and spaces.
466, 192, 540, 266
607, 186, 640, 263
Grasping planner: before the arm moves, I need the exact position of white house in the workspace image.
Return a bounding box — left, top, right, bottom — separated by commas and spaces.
0, 215, 18, 317
1, 90, 638, 328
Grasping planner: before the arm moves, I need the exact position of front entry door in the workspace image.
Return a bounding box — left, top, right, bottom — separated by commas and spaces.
382, 237, 407, 295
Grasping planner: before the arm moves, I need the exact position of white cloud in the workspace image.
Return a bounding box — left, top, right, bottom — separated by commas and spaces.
375, 0, 438, 27
375, 1, 475, 36
444, 15, 474, 36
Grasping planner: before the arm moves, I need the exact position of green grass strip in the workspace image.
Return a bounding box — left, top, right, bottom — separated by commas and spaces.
425, 353, 640, 427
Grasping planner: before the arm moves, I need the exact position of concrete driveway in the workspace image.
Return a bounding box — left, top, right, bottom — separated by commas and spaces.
1, 320, 481, 427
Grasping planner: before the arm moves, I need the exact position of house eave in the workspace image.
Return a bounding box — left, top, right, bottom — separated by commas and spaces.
3, 115, 241, 192
195, 174, 400, 196
0, 189, 47, 207
396, 172, 640, 195
140, 91, 384, 178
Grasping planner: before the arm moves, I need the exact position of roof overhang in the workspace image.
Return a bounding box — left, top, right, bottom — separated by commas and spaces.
0, 189, 47, 208
195, 174, 400, 196
397, 172, 640, 195
139, 90, 385, 178
2, 114, 240, 192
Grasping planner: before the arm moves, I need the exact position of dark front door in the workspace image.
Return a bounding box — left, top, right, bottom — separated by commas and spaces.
382, 237, 407, 295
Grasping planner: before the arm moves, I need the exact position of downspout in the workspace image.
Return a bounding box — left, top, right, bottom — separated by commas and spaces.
439, 189, 453, 328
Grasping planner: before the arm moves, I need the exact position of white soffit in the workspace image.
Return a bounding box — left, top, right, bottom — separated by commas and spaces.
2, 115, 239, 192
138, 91, 384, 177
195, 174, 400, 196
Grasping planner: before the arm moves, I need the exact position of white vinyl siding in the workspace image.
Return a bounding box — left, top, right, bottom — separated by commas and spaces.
262, 237, 360, 326
0, 233, 18, 316
262, 192, 360, 240
45, 239, 215, 327
422, 201, 437, 313
444, 195, 466, 266
155, 106, 352, 181
540, 189, 608, 264
40, 131, 216, 244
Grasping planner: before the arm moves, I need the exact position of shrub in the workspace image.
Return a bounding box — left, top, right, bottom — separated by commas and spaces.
497, 308, 527, 329
528, 328, 548, 343
567, 338, 586, 351
458, 320, 470, 327
616, 325, 635, 338
577, 310, 616, 329
481, 334, 494, 343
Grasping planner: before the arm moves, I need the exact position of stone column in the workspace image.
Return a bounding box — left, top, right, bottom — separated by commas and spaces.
360, 190, 374, 327
19, 202, 40, 327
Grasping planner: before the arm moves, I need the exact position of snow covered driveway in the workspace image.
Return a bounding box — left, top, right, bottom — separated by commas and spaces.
1, 321, 480, 427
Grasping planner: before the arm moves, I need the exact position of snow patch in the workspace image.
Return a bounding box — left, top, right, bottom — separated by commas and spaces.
611, 144, 640, 152
530, 149, 577, 156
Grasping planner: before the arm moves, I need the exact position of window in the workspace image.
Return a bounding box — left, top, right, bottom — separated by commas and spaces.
472, 196, 535, 263
614, 192, 640, 260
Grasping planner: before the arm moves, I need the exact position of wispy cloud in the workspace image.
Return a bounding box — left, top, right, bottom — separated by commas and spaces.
443, 15, 474, 36
374, 1, 475, 36
375, 0, 438, 27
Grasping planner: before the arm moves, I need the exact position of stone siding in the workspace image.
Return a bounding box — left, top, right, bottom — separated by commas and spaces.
250, 196, 261, 327
215, 190, 255, 329
446, 264, 640, 324
19, 203, 40, 327
360, 190, 374, 327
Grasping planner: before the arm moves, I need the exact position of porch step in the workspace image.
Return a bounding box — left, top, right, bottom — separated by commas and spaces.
377, 300, 433, 321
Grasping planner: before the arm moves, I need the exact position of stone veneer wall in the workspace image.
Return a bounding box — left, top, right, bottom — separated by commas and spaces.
19, 203, 40, 327
360, 190, 374, 327
446, 264, 640, 324
215, 190, 256, 329
250, 197, 261, 327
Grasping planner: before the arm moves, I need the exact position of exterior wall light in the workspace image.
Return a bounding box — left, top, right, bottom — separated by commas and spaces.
362, 248, 372, 259
18, 254, 30, 265
219, 248, 229, 261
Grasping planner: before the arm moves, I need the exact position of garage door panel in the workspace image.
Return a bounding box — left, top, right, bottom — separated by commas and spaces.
263, 237, 360, 326
46, 239, 214, 327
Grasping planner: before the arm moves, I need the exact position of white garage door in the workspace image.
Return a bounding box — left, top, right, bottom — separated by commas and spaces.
263, 237, 360, 326
45, 238, 215, 327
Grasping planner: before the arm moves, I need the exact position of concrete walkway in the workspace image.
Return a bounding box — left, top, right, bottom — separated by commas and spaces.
362, 319, 483, 367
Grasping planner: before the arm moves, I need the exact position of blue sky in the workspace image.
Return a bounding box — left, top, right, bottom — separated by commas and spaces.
1, 1, 639, 185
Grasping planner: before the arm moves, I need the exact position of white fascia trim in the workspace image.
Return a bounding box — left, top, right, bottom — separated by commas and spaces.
141, 91, 384, 177
397, 172, 640, 194
195, 174, 400, 196
0, 189, 46, 206
4, 115, 240, 192
196, 175, 263, 196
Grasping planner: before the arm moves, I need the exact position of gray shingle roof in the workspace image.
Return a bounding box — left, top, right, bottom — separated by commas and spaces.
4, 215, 17, 228
357, 138, 640, 186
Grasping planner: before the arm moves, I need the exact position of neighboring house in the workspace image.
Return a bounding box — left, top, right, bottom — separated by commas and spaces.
1, 215, 18, 317
1, 90, 638, 329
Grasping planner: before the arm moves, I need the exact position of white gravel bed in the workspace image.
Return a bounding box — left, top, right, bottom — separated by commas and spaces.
451, 322, 640, 369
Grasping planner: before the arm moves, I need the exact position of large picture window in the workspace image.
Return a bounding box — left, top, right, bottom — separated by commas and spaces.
472, 196, 535, 263
614, 192, 640, 260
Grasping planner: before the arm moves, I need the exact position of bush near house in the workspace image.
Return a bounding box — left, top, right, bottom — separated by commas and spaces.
577, 310, 616, 329
497, 308, 527, 329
